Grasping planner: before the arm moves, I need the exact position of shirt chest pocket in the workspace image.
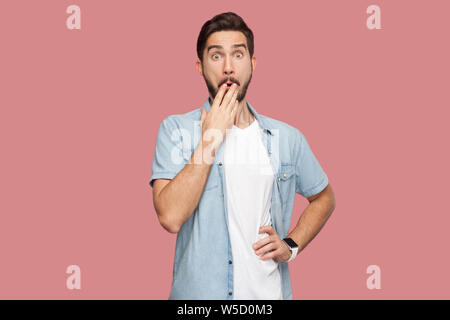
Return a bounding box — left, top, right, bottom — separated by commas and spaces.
278, 164, 295, 205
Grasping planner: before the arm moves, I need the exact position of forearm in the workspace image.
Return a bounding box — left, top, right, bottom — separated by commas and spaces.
156, 140, 216, 231
287, 192, 335, 253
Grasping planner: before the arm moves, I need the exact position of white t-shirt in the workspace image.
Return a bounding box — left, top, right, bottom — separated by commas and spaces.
223, 118, 283, 300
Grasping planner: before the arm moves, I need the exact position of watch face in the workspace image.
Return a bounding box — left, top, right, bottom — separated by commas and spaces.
284, 238, 298, 248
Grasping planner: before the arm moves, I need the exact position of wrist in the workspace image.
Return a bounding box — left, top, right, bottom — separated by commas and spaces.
283, 238, 299, 262
190, 139, 216, 165
200, 137, 219, 163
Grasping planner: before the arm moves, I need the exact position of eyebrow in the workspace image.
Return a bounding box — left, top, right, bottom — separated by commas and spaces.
207, 43, 247, 53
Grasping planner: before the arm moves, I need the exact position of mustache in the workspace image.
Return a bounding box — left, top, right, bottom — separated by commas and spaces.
218, 77, 240, 87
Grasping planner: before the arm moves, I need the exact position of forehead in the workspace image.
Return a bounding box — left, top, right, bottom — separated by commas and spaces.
205, 30, 247, 49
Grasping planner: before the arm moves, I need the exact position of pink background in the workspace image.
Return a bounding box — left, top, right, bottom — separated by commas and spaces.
1, 0, 449, 299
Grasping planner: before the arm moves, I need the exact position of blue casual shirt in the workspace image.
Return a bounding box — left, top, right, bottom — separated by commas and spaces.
149, 98, 329, 299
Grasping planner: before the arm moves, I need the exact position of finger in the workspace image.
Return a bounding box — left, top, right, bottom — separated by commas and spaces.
212, 83, 228, 108
252, 235, 273, 251
231, 100, 239, 118
226, 86, 239, 112
256, 242, 277, 256
220, 83, 238, 108
260, 248, 282, 261
259, 225, 275, 235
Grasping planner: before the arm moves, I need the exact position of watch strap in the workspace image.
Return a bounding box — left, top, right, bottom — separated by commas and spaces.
283, 238, 299, 262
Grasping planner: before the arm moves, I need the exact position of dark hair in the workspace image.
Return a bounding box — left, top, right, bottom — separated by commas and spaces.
196, 12, 254, 63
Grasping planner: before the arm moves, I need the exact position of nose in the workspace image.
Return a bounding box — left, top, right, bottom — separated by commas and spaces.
223, 55, 234, 77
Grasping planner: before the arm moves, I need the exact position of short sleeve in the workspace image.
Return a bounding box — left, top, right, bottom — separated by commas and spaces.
149, 117, 188, 188
295, 130, 329, 197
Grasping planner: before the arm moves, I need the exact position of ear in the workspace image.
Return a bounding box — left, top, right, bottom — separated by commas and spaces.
195, 59, 203, 76
251, 55, 256, 71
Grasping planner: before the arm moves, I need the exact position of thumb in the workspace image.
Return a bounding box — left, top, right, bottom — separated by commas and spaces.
200, 108, 206, 126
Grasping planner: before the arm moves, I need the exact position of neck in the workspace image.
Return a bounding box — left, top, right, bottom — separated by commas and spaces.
234, 99, 254, 127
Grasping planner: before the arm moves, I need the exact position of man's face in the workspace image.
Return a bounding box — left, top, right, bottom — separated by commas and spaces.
197, 30, 256, 102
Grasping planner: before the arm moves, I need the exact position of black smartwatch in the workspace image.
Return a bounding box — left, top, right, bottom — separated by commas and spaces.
282, 238, 299, 262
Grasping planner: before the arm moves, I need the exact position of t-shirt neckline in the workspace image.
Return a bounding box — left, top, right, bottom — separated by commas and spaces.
232, 118, 258, 133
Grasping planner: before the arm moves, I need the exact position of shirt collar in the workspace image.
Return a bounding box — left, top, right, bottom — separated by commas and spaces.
201, 98, 273, 135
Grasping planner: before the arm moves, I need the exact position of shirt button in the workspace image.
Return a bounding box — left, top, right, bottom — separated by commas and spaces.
277, 177, 281, 182
229, 292, 233, 296
229, 260, 232, 264
283, 173, 287, 178
218, 161, 223, 166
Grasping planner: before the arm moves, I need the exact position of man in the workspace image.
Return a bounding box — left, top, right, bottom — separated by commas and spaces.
150, 12, 336, 300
